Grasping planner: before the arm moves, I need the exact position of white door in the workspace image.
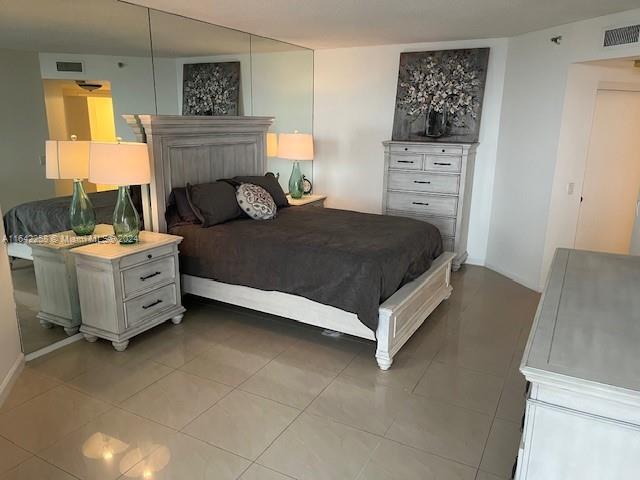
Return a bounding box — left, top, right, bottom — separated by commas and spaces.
575, 89, 640, 255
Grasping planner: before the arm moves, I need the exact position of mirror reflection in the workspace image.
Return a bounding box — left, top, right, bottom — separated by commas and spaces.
1, 0, 314, 357
1, 0, 154, 354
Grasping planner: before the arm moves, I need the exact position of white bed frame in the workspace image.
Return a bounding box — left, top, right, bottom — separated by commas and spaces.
126, 114, 454, 369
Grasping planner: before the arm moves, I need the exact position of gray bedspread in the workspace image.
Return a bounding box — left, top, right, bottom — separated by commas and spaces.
3, 188, 142, 239
170, 206, 443, 331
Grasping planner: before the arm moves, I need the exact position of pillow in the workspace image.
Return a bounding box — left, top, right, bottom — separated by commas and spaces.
233, 172, 289, 208
170, 187, 200, 224
186, 181, 244, 227
236, 183, 277, 220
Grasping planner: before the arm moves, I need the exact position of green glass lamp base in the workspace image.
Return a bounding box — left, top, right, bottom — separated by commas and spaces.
70, 179, 96, 236
288, 161, 304, 199
113, 186, 141, 244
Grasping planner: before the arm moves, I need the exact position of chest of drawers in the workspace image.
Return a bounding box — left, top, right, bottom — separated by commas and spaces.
71, 231, 185, 351
382, 141, 477, 270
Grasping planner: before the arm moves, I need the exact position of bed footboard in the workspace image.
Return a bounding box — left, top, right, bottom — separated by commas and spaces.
375, 252, 455, 370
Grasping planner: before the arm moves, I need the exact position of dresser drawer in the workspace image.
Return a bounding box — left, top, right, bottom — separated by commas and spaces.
388, 153, 423, 170
389, 144, 428, 154
424, 155, 462, 173
124, 283, 177, 328
388, 171, 459, 194
422, 145, 463, 155
119, 244, 175, 269
386, 210, 456, 236
122, 256, 176, 298
387, 192, 457, 216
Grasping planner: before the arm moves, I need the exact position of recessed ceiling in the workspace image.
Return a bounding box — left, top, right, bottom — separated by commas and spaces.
130, 0, 640, 49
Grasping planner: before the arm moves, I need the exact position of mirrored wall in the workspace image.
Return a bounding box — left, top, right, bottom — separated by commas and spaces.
0, 0, 313, 355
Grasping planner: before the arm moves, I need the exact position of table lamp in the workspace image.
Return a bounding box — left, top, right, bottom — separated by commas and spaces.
278, 132, 313, 199
89, 141, 150, 244
46, 136, 96, 236
266, 132, 278, 158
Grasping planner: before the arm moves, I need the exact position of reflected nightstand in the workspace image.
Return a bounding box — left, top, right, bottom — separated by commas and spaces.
286, 194, 327, 208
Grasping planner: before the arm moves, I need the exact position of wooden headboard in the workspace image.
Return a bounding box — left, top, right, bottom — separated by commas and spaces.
125, 114, 274, 233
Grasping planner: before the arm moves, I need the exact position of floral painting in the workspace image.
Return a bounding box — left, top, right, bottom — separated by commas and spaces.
182, 62, 240, 116
392, 48, 489, 143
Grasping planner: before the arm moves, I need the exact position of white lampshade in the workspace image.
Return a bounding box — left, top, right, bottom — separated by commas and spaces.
46, 140, 91, 180
266, 133, 278, 157
89, 141, 151, 186
278, 133, 314, 161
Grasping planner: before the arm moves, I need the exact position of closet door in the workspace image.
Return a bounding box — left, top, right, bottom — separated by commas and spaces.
575, 89, 640, 255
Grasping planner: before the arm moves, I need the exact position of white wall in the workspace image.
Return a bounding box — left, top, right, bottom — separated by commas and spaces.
486, 8, 640, 290
0, 207, 23, 402
39, 53, 156, 141
542, 63, 640, 281
313, 38, 508, 265
0, 49, 52, 212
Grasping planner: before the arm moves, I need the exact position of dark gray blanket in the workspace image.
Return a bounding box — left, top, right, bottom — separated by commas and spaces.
170, 206, 443, 331
3, 188, 142, 239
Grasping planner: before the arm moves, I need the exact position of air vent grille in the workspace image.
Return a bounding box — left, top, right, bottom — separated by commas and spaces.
56, 61, 83, 73
603, 25, 640, 47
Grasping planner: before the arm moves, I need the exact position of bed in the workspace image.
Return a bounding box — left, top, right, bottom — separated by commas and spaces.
126, 114, 454, 369
4, 187, 142, 261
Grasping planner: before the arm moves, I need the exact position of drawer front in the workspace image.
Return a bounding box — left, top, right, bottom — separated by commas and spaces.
387, 192, 457, 217
120, 244, 175, 269
388, 144, 463, 156
389, 153, 423, 170
122, 256, 176, 298
388, 171, 459, 194
124, 283, 177, 328
386, 211, 456, 237
424, 155, 462, 172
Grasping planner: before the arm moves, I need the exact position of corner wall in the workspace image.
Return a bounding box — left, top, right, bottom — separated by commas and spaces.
486, 8, 640, 290
313, 38, 508, 265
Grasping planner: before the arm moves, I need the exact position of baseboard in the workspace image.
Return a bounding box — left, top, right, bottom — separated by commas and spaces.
484, 261, 542, 292
465, 256, 485, 266
0, 354, 24, 408
24, 333, 82, 362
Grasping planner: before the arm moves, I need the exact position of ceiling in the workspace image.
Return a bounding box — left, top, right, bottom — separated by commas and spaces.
130, 0, 640, 49
0, 0, 305, 58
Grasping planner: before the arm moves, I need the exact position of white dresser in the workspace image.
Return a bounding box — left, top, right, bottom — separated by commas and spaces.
382, 141, 477, 270
516, 248, 640, 479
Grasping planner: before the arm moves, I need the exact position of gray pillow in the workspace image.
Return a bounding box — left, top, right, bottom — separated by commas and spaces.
186, 181, 243, 227
236, 184, 277, 220
171, 187, 200, 224
233, 173, 289, 208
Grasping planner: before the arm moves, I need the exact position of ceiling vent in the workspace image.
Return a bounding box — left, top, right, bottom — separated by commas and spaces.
56, 61, 84, 73
603, 24, 640, 48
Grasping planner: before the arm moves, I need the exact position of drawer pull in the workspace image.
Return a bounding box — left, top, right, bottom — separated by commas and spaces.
142, 299, 163, 310
140, 271, 161, 281
412, 201, 430, 206
147, 254, 153, 259
414, 180, 431, 184
433, 162, 452, 166
397, 160, 414, 164
404, 147, 408, 151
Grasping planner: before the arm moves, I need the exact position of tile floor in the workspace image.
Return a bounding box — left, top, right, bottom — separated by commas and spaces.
0, 265, 539, 480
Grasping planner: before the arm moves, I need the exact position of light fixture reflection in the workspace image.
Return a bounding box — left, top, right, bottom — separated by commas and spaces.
121, 445, 171, 478
82, 432, 129, 462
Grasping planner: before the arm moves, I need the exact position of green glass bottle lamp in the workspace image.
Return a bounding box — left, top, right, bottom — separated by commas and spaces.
89, 140, 150, 244
46, 137, 96, 237
277, 131, 314, 200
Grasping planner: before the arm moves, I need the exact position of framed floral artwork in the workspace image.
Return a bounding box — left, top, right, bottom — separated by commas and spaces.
182, 61, 241, 116
392, 48, 489, 143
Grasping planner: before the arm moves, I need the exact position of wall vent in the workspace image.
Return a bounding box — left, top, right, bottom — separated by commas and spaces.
56, 61, 84, 73
603, 24, 640, 48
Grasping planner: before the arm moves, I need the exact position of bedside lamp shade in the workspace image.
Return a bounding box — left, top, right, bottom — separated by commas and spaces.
46, 140, 90, 180
278, 133, 314, 160
89, 142, 150, 186
266, 133, 278, 157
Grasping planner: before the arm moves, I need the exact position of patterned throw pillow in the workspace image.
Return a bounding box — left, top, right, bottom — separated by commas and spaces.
236, 183, 277, 220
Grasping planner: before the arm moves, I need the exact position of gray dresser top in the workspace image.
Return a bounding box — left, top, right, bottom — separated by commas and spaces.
522, 248, 640, 398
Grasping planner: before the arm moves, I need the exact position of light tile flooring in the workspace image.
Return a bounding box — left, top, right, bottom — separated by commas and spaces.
0, 265, 539, 480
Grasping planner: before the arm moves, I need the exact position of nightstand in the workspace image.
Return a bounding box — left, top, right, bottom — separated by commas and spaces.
286, 194, 327, 207
31, 224, 114, 336
71, 231, 185, 351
